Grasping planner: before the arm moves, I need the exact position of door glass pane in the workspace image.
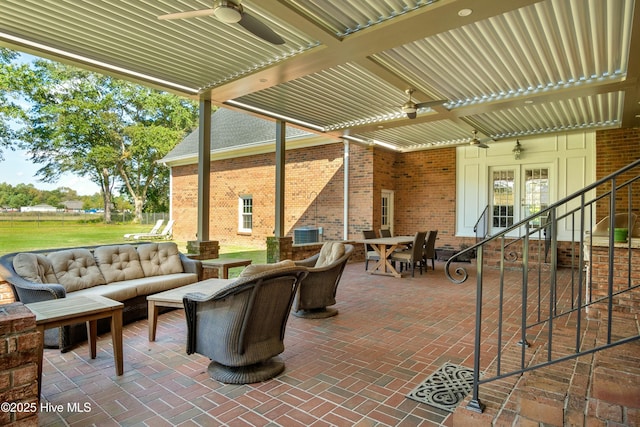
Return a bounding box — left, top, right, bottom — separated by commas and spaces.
381, 195, 389, 227
523, 167, 549, 226
492, 170, 515, 228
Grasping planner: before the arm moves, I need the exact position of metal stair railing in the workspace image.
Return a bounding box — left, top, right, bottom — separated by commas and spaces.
473, 205, 489, 244
446, 158, 640, 413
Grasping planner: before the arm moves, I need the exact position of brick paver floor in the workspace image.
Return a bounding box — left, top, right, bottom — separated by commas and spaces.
37, 260, 638, 426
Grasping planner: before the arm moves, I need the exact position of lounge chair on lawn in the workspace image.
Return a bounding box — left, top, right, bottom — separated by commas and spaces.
133, 219, 175, 240
124, 219, 164, 240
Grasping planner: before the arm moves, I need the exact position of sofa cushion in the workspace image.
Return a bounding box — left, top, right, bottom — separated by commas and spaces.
137, 242, 184, 277
119, 273, 199, 296
70, 282, 139, 302
239, 260, 296, 278
12, 253, 58, 284
315, 242, 345, 267
47, 249, 106, 292
94, 245, 144, 283
69, 273, 198, 301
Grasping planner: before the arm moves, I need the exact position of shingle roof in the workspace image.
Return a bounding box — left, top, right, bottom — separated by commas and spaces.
162, 108, 314, 164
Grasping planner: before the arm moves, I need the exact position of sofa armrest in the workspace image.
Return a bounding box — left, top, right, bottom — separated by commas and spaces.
180, 254, 203, 281
0, 254, 66, 303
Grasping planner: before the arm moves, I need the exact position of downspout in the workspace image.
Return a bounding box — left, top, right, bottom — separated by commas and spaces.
343, 139, 349, 240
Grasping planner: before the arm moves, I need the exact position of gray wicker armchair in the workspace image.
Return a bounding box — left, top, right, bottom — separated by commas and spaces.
183, 264, 308, 384
292, 242, 354, 319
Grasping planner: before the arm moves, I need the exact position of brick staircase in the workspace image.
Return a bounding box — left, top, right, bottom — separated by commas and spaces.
451, 309, 640, 426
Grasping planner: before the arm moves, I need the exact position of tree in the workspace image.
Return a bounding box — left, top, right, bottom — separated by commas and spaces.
0, 48, 29, 160
118, 87, 198, 222
17, 58, 197, 222
21, 61, 123, 222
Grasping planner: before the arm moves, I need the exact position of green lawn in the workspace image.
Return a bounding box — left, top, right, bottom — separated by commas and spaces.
0, 221, 267, 265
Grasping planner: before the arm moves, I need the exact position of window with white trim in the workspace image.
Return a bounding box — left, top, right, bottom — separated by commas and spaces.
238, 195, 252, 233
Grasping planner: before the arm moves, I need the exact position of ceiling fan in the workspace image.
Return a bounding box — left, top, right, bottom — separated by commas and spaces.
401, 88, 446, 119
470, 130, 489, 148
158, 0, 285, 45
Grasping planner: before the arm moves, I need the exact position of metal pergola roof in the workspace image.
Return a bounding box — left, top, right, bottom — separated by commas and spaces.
1, 0, 638, 151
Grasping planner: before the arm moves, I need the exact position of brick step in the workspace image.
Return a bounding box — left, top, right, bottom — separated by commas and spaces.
451, 314, 640, 426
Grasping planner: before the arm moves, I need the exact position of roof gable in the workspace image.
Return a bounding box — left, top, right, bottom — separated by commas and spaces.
163, 108, 314, 164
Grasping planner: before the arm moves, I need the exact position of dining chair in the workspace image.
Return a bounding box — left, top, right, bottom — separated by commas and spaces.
423, 230, 438, 271
379, 229, 392, 238
362, 230, 379, 271
390, 230, 428, 277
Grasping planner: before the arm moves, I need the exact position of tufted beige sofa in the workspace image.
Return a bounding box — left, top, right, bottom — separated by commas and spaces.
0, 242, 202, 350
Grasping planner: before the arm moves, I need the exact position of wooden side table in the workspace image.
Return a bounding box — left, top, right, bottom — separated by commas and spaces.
146, 278, 233, 341
202, 258, 252, 279
26, 295, 124, 396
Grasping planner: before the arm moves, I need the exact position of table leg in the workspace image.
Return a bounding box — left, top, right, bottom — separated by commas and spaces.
87, 320, 97, 359
221, 266, 229, 279
148, 300, 158, 342
110, 308, 124, 376
368, 244, 385, 272
368, 244, 403, 278
36, 325, 44, 398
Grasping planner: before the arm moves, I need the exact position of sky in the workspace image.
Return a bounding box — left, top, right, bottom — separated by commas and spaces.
0, 52, 101, 195
0, 149, 101, 195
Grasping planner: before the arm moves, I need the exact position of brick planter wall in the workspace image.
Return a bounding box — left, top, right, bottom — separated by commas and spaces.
0, 303, 40, 425
584, 240, 640, 319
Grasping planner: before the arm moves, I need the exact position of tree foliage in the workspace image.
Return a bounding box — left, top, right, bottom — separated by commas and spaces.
0, 182, 80, 209
16, 57, 198, 222
0, 48, 29, 160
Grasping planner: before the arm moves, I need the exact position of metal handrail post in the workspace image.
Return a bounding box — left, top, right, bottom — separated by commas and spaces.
466, 245, 486, 413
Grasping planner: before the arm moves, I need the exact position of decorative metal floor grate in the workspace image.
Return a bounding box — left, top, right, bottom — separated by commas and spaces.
406, 362, 475, 412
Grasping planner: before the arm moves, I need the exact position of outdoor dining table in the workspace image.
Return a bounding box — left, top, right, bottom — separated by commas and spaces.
358, 235, 415, 278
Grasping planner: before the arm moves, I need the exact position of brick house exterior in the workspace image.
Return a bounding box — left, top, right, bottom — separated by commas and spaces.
163, 108, 640, 253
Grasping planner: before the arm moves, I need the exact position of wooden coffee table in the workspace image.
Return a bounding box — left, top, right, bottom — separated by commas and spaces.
202, 258, 252, 279
146, 278, 234, 341
26, 295, 124, 395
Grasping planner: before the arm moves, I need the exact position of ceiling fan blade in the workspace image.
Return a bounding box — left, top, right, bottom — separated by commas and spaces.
414, 100, 447, 109
477, 142, 489, 148
158, 9, 215, 20
238, 12, 285, 45
406, 111, 417, 119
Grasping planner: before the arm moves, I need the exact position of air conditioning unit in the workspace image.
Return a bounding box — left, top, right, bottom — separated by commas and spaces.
294, 227, 320, 244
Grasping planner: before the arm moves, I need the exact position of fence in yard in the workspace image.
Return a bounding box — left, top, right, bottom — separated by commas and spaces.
0, 211, 169, 225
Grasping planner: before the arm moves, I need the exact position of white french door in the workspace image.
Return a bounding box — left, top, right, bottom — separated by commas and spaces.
490, 164, 551, 234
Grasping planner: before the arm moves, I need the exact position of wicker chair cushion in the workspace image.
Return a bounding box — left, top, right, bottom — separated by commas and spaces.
47, 249, 106, 292
315, 242, 345, 268
239, 260, 296, 278
94, 245, 145, 283
137, 242, 184, 277
12, 253, 58, 284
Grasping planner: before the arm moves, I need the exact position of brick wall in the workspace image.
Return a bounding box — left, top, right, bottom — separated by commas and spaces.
170, 129, 638, 254
347, 143, 375, 238
0, 303, 40, 425
172, 143, 347, 246
394, 147, 458, 250
595, 128, 640, 220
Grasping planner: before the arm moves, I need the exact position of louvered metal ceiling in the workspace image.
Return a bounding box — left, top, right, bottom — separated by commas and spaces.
0, 0, 638, 151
